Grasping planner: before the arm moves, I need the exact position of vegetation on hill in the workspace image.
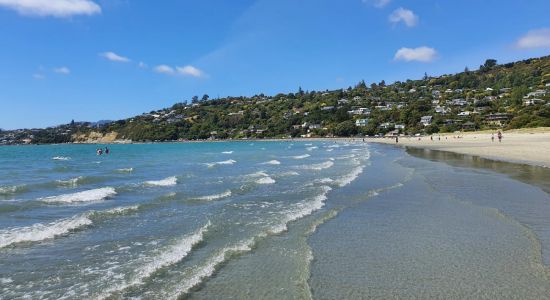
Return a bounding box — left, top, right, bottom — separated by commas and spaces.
2, 55, 549, 144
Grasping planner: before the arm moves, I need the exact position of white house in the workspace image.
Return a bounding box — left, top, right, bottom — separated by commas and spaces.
395, 124, 405, 130
420, 116, 433, 126
355, 119, 369, 127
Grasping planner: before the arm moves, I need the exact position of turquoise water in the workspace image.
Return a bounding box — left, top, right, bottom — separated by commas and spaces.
0, 142, 549, 299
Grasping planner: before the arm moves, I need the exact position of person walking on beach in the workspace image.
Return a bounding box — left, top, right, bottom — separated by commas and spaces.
497, 131, 502, 143
396, 136, 399, 143
491, 133, 495, 142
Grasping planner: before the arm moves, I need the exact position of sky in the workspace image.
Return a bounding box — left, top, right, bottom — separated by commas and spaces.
1, 0, 549, 129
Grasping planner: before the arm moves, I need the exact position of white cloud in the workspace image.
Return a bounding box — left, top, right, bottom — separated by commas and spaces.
176, 65, 204, 78
516, 28, 550, 49
363, 0, 391, 8
154, 65, 175, 75
138, 61, 147, 69
100, 51, 130, 63
394, 47, 437, 63
53, 66, 70, 74
389, 7, 418, 27
154, 64, 205, 78
0, 0, 101, 17
32, 73, 45, 79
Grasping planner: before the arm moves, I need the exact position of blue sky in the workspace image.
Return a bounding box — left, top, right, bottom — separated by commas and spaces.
1, 0, 549, 129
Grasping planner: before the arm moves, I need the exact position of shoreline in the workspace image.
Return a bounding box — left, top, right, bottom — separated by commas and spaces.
365, 128, 550, 168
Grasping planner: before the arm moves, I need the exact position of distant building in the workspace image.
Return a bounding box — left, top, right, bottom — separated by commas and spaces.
485, 113, 512, 126
355, 119, 369, 127
420, 116, 433, 126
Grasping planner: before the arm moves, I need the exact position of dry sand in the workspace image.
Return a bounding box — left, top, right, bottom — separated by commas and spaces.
366, 128, 550, 168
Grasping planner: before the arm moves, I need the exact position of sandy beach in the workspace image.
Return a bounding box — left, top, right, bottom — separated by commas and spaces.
366, 128, 550, 168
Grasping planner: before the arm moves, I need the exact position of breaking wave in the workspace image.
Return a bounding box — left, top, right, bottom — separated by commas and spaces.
100, 222, 211, 299
195, 190, 232, 201
292, 154, 310, 159
52, 156, 71, 161
269, 186, 332, 234
40, 187, 117, 204
261, 160, 281, 165
0, 215, 92, 249
334, 165, 364, 187
256, 177, 276, 184
222, 151, 233, 154
144, 176, 178, 187
115, 168, 134, 173
0, 185, 28, 196
298, 161, 334, 171
166, 238, 255, 299
206, 160, 236, 168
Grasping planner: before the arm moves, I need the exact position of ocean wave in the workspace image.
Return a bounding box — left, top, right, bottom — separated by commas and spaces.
0, 214, 92, 249
40, 187, 117, 204
261, 160, 281, 165
144, 176, 178, 187
256, 177, 276, 184
205, 159, 236, 168
167, 238, 254, 299
298, 161, 334, 171
100, 222, 210, 298
55, 176, 85, 187
292, 154, 310, 159
279, 171, 300, 176
269, 186, 332, 234
221, 151, 233, 154
0, 184, 27, 196
306, 146, 318, 151
52, 156, 71, 161
195, 190, 232, 201
334, 165, 364, 187
115, 168, 134, 173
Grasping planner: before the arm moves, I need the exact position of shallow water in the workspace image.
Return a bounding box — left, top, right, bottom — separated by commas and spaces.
0, 142, 549, 299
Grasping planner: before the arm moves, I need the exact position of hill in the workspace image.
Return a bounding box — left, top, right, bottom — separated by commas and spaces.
2, 55, 550, 144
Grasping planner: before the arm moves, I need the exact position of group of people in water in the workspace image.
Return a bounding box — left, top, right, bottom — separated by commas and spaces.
96, 147, 110, 155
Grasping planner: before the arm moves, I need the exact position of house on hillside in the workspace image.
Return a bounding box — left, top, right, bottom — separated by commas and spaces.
485, 113, 512, 126
524, 98, 545, 106
355, 119, 369, 127
420, 116, 433, 126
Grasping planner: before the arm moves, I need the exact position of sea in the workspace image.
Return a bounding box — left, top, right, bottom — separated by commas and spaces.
0, 141, 549, 299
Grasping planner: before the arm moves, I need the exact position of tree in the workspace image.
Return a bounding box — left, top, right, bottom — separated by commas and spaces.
480, 59, 497, 72
334, 121, 357, 136
192, 96, 199, 103
201, 94, 210, 101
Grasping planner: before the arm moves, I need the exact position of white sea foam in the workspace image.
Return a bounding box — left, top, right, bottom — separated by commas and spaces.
246, 171, 269, 178
167, 238, 254, 299
292, 154, 310, 159
102, 205, 140, 215
298, 161, 334, 171
327, 144, 340, 148
0, 215, 92, 248
40, 187, 117, 204
261, 160, 281, 165
205, 159, 236, 168
0, 277, 13, 284
221, 151, 233, 154
100, 222, 210, 299
0, 185, 26, 195
115, 168, 134, 173
56, 176, 84, 187
279, 171, 300, 176
334, 165, 364, 187
144, 176, 178, 187
256, 177, 276, 184
269, 186, 332, 234
52, 156, 71, 161
195, 190, 232, 201
306, 146, 318, 151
